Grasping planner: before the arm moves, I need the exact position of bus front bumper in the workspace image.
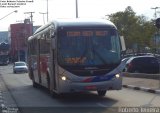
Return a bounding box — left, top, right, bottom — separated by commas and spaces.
58, 78, 122, 93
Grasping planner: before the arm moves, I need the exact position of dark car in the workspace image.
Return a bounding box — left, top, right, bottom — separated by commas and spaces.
125, 56, 159, 74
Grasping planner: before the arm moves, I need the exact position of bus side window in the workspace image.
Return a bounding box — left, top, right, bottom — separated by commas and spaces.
39, 33, 50, 55
30, 39, 37, 55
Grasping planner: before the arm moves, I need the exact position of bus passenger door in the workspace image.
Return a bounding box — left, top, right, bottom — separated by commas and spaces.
50, 37, 57, 91
37, 39, 42, 84
51, 49, 57, 90
31, 39, 41, 84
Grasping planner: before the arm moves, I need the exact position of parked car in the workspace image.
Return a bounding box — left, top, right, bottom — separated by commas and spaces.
125, 56, 159, 74
13, 61, 28, 73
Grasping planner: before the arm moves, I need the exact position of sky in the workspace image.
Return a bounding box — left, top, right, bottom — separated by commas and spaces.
0, 0, 160, 31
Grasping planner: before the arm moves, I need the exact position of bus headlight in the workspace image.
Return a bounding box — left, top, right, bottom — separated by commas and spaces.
115, 74, 120, 78
61, 76, 67, 81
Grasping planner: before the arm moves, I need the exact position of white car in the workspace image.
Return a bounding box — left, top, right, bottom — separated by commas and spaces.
13, 61, 28, 73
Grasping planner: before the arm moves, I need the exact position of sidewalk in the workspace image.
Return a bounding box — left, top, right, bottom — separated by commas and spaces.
0, 74, 19, 113
123, 77, 160, 94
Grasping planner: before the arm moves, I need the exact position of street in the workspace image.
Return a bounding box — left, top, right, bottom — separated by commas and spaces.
1, 1, 160, 113
0, 65, 160, 113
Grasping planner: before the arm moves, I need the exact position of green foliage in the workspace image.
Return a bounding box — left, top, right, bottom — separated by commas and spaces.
107, 6, 157, 51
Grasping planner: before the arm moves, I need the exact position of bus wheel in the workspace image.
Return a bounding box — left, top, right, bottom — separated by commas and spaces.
97, 90, 107, 97
33, 81, 38, 88
47, 73, 50, 90
32, 76, 39, 88
31, 71, 38, 88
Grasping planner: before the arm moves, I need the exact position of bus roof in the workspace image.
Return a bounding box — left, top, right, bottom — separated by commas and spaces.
54, 18, 116, 28
33, 18, 117, 36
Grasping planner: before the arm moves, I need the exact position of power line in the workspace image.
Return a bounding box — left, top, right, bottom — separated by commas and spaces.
0, 10, 18, 21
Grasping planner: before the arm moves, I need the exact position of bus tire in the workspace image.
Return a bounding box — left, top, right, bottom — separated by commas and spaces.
47, 72, 50, 90
97, 90, 107, 97
46, 72, 57, 98
33, 81, 38, 88
32, 76, 39, 88
31, 70, 38, 88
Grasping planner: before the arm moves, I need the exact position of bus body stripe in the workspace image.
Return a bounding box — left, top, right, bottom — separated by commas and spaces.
83, 74, 115, 82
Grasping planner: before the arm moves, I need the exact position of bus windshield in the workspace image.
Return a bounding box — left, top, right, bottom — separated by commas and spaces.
58, 28, 121, 67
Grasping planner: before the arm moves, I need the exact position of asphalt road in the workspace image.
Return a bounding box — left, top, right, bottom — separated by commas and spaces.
0, 65, 160, 113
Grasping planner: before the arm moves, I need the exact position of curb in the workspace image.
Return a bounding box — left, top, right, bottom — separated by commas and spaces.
0, 75, 20, 113
123, 85, 160, 94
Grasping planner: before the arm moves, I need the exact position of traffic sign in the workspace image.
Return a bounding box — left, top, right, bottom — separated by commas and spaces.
156, 18, 160, 28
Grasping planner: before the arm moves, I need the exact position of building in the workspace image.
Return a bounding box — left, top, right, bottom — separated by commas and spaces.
9, 20, 33, 62
0, 42, 10, 65
33, 25, 41, 33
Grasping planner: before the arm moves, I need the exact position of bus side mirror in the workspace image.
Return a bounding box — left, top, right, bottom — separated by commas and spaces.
120, 36, 126, 52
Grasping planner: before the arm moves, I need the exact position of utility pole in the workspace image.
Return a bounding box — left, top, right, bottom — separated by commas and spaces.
152, 7, 160, 88
76, 0, 78, 18
24, 12, 35, 23
151, 7, 160, 19
24, 12, 35, 34
47, 0, 49, 22
39, 12, 47, 25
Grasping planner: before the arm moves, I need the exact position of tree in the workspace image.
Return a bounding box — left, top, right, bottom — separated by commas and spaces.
107, 6, 156, 52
